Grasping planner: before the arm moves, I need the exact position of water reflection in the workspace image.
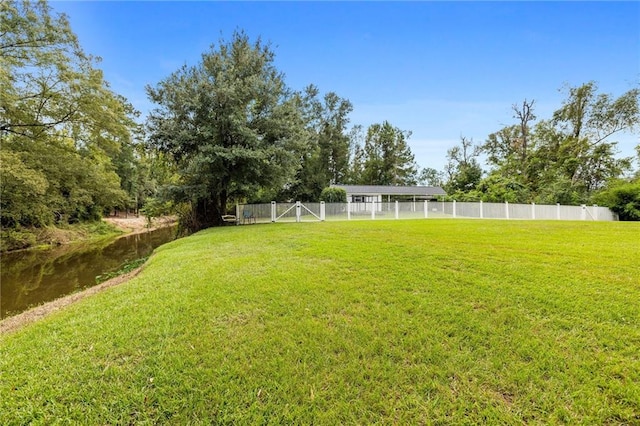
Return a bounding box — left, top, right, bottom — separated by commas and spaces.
1, 226, 176, 319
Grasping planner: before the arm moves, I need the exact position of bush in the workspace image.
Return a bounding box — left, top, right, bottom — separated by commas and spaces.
0, 227, 37, 252
319, 187, 347, 203
592, 180, 640, 221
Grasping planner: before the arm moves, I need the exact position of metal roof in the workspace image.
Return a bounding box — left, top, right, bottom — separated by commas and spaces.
331, 185, 447, 196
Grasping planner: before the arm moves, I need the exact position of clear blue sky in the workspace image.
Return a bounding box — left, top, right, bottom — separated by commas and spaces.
51, 1, 639, 172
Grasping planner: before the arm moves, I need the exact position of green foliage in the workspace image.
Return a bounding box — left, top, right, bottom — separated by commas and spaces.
475, 173, 529, 203
1, 221, 639, 423
417, 167, 443, 186
140, 197, 174, 227
0, 227, 37, 252
592, 180, 640, 221
1, 0, 138, 234
95, 257, 148, 284
444, 136, 483, 194
352, 121, 417, 185
283, 86, 353, 201
146, 31, 306, 230
319, 187, 347, 203
454, 82, 640, 204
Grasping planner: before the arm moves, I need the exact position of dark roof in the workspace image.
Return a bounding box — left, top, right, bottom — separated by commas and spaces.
331, 185, 446, 196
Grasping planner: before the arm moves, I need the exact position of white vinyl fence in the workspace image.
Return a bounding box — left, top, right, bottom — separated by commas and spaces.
235, 201, 617, 224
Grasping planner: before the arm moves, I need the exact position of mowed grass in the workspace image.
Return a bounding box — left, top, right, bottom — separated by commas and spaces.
1, 220, 639, 424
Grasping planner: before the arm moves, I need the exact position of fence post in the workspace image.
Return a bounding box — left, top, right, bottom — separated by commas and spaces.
593, 204, 598, 221
556, 203, 560, 220
296, 201, 301, 223
371, 202, 375, 220
347, 201, 351, 220
320, 201, 325, 221
271, 201, 276, 222
480, 200, 483, 219
236, 204, 240, 222
453, 200, 457, 218
580, 204, 586, 221
424, 200, 429, 218
505, 201, 509, 220
531, 202, 535, 220
395, 201, 399, 219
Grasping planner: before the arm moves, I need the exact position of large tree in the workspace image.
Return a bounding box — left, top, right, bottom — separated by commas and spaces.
146, 31, 306, 230
443, 136, 483, 195
1, 0, 136, 230
354, 121, 417, 185
474, 83, 639, 204
531, 82, 637, 203
281, 85, 353, 201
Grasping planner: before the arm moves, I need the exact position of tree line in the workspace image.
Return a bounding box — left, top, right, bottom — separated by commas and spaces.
2, 1, 639, 249
443, 85, 640, 214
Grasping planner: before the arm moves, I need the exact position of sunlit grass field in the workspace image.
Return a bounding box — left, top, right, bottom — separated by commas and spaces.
1, 220, 639, 424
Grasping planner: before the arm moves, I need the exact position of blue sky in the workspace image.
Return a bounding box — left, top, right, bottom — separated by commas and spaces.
51, 1, 639, 172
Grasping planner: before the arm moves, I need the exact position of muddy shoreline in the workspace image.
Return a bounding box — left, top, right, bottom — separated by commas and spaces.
0, 216, 177, 336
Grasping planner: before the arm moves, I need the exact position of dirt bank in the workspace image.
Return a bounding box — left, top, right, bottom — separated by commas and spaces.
103, 215, 177, 235
0, 266, 143, 335
1, 216, 177, 335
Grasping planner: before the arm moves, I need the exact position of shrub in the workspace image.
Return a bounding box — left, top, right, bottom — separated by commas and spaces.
592, 180, 640, 221
319, 187, 347, 203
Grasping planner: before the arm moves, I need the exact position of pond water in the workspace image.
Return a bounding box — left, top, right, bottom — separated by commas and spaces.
1, 226, 177, 319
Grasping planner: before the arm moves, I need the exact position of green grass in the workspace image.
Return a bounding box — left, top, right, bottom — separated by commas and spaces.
1, 220, 639, 424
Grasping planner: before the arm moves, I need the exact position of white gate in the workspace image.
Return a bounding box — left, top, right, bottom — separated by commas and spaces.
271, 201, 325, 223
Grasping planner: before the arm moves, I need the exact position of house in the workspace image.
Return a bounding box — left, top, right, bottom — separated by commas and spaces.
331, 185, 447, 203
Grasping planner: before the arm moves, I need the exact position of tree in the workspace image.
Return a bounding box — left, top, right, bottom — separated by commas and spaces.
477, 83, 639, 205
356, 121, 417, 185
146, 31, 306, 230
283, 85, 353, 201
513, 99, 536, 177
444, 136, 483, 194
1, 0, 137, 230
417, 167, 443, 186
475, 172, 529, 203
531, 82, 637, 202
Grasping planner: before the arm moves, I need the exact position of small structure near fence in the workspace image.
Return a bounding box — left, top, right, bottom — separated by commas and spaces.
235, 201, 618, 224
331, 185, 447, 203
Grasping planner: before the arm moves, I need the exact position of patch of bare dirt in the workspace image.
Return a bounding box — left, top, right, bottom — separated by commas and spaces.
0, 267, 144, 335
104, 215, 177, 235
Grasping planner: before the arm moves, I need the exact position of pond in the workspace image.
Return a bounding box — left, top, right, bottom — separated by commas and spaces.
1, 226, 177, 320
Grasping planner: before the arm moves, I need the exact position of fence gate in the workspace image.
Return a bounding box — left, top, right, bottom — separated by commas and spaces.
271, 201, 325, 223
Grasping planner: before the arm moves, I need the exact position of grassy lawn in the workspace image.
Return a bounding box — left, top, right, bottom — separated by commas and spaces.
1, 220, 639, 424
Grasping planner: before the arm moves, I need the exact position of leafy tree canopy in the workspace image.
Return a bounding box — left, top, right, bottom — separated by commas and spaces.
1, 0, 138, 230
146, 31, 307, 230
351, 121, 417, 186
